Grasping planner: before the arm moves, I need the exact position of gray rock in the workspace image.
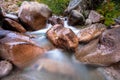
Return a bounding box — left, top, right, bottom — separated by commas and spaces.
0, 60, 13, 78
18, 1, 52, 31
85, 10, 104, 25
64, 0, 104, 16
68, 10, 85, 26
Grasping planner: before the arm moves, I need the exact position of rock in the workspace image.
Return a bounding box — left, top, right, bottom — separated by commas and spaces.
48, 16, 64, 26
75, 27, 120, 66
68, 10, 85, 26
85, 10, 104, 25
64, 0, 104, 16
77, 23, 106, 42
114, 16, 120, 24
2, 18, 26, 33
0, 60, 13, 78
47, 24, 78, 51
0, 30, 44, 68
18, 1, 52, 31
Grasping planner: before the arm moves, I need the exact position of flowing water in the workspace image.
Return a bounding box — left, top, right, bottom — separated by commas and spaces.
2, 19, 107, 80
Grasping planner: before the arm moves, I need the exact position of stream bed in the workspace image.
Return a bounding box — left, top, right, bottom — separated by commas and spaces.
1, 20, 107, 80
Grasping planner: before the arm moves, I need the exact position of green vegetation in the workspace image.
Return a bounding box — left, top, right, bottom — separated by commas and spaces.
36, 0, 69, 15
96, 0, 120, 26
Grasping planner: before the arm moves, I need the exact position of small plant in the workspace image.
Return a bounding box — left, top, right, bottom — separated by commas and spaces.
36, 0, 69, 15
96, 0, 120, 26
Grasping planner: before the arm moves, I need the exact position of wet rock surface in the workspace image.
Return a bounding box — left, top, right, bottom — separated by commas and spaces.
0, 30, 45, 68
18, 1, 52, 31
2, 18, 26, 32
47, 24, 78, 51
0, 60, 13, 78
77, 23, 106, 42
76, 27, 120, 66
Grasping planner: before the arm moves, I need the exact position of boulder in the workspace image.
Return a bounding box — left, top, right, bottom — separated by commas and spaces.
68, 10, 85, 26
0, 60, 13, 78
75, 27, 120, 66
18, 1, 52, 31
85, 10, 104, 25
64, 0, 104, 16
77, 23, 106, 42
0, 30, 44, 68
2, 18, 26, 33
47, 24, 78, 51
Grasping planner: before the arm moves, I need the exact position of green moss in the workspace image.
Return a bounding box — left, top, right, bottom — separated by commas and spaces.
96, 1, 120, 26
36, 0, 69, 15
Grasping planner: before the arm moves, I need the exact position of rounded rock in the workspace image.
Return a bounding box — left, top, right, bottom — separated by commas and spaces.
0, 60, 13, 78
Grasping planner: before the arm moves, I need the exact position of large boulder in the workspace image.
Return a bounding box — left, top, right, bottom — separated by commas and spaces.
47, 24, 79, 51
0, 30, 44, 68
68, 10, 85, 26
18, 1, 52, 31
75, 27, 120, 66
77, 23, 106, 42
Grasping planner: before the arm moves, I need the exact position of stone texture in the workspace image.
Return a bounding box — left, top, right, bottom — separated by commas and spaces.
2, 18, 26, 32
47, 24, 78, 51
85, 10, 104, 25
0, 61, 13, 78
77, 23, 106, 42
0, 30, 44, 68
18, 1, 52, 31
68, 10, 85, 26
75, 27, 120, 66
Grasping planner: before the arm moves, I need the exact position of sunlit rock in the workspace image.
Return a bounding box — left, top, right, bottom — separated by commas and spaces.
0, 60, 13, 78
0, 30, 44, 68
2, 18, 26, 33
77, 23, 106, 42
18, 1, 52, 31
47, 24, 78, 51
75, 27, 120, 66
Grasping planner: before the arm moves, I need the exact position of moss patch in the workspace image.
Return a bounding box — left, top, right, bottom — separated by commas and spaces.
96, 0, 120, 26
36, 0, 69, 15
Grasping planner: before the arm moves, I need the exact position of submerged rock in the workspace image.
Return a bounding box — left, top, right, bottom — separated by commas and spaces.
0, 60, 13, 78
75, 27, 120, 66
0, 30, 44, 68
68, 10, 85, 26
77, 23, 106, 42
85, 10, 104, 25
2, 18, 26, 33
18, 1, 52, 31
47, 24, 78, 51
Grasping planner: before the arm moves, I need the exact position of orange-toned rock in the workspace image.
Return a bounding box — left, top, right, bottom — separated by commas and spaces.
0, 30, 44, 68
47, 24, 78, 51
18, 1, 52, 31
2, 18, 26, 33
